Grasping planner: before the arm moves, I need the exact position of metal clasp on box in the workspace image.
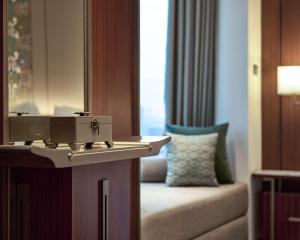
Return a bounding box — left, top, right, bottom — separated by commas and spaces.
91, 119, 100, 135
10, 112, 29, 116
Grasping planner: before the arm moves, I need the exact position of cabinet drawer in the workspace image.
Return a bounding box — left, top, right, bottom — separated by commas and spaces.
263, 192, 300, 240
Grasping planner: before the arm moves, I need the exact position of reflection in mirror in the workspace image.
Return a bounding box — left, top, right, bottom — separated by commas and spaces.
8, 0, 86, 116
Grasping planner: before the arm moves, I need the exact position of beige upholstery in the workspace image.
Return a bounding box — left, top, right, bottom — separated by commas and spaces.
140, 156, 167, 182
193, 216, 248, 240
141, 183, 248, 240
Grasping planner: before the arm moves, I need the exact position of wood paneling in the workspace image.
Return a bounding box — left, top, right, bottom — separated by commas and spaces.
0, 169, 2, 240
281, 96, 300, 170
72, 160, 132, 240
92, 0, 139, 138
11, 168, 73, 240
1, 168, 9, 240
262, 0, 282, 169
8, 161, 134, 240
0, 0, 4, 145
263, 192, 300, 240
262, 0, 300, 170
280, 0, 300, 170
281, 0, 300, 65
130, 158, 140, 240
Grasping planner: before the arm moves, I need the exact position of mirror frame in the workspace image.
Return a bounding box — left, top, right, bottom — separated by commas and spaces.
84, 0, 92, 112
3, 0, 8, 144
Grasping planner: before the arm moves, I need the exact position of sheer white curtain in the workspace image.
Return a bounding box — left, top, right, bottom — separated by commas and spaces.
140, 0, 168, 136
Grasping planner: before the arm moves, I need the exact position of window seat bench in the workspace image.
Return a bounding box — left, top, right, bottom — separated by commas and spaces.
140, 182, 248, 240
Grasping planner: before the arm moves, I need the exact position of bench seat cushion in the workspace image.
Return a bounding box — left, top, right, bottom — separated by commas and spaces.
141, 182, 248, 240
192, 216, 248, 240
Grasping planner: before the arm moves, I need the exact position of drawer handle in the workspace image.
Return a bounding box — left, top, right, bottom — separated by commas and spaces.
288, 217, 300, 223
100, 180, 109, 240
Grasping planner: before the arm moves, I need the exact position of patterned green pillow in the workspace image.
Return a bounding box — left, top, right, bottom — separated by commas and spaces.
165, 123, 233, 184
165, 132, 219, 187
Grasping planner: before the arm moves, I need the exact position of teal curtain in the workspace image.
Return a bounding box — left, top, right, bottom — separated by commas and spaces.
165, 0, 216, 127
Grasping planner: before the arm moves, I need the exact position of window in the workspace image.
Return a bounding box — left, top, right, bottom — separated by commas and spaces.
140, 0, 169, 136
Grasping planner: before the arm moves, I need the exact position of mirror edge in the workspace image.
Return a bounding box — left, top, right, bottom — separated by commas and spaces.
84, 0, 92, 113
3, 0, 8, 145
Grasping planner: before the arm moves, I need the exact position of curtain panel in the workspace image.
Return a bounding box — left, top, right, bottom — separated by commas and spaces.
165, 0, 216, 127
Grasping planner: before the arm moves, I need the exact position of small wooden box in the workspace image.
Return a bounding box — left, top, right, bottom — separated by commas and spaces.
50, 116, 112, 149
9, 116, 51, 143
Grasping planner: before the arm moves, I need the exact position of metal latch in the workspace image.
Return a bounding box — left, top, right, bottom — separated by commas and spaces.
91, 119, 100, 135
74, 112, 92, 116
10, 112, 29, 116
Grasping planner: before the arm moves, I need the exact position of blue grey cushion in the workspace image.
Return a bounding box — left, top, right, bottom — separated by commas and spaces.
165, 132, 219, 186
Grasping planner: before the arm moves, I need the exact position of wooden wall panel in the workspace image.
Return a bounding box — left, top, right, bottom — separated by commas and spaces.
263, 0, 300, 170
281, 0, 300, 170
281, 0, 300, 65
0, 169, 2, 240
92, 0, 139, 138
262, 0, 282, 169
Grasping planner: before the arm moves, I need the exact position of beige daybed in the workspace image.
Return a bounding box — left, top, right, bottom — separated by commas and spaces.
140, 157, 248, 240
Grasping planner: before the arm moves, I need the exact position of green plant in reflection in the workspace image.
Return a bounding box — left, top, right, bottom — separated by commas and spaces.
8, 0, 33, 109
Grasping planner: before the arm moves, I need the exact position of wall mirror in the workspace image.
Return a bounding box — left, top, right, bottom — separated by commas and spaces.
7, 0, 90, 116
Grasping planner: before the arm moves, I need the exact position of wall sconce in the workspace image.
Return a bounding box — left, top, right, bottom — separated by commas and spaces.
277, 66, 300, 104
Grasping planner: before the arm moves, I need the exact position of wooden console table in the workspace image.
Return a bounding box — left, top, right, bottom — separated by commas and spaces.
0, 136, 170, 240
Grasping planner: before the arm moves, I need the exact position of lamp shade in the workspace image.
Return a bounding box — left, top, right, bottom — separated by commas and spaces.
277, 66, 300, 95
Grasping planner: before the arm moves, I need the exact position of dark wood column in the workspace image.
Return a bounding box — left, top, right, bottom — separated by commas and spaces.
92, 0, 140, 138
92, 1, 140, 239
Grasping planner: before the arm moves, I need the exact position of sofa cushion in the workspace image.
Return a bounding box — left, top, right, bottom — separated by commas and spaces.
165, 132, 219, 186
141, 156, 167, 182
192, 216, 248, 240
165, 123, 233, 184
141, 182, 248, 240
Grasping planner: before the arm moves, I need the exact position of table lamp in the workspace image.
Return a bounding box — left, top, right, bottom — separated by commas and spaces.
277, 66, 300, 104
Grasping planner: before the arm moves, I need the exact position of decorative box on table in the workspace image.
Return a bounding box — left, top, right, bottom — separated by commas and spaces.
9, 114, 51, 145
50, 115, 113, 150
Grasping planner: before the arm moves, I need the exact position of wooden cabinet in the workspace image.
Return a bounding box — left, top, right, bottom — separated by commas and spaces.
0, 137, 169, 240
263, 192, 300, 240
9, 161, 133, 240
254, 171, 300, 240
